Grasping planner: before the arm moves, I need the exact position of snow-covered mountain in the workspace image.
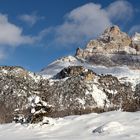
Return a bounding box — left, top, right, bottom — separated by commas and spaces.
40, 25, 140, 86
0, 25, 140, 125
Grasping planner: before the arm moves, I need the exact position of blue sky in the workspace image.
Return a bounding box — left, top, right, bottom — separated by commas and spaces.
0, 0, 140, 71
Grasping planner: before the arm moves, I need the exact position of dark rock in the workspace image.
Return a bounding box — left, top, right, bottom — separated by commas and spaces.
55, 66, 96, 80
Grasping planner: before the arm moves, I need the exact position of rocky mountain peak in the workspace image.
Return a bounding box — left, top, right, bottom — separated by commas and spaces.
103, 25, 121, 36
99, 25, 131, 45
75, 25, 140, 69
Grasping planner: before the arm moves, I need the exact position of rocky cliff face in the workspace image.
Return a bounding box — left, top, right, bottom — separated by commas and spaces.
75, 25, 140, 69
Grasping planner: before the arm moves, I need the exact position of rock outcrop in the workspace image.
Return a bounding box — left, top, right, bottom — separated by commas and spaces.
75, 25, 140, 69
55, 66, 96, 80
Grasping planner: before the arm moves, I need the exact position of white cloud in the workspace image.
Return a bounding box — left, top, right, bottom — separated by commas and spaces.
48, 1, 134, 46
129, 25, 140, 35
55, 3, 111, 45
0, 1, 134, 49
0, 13, 34, 46
106, 0, 133, 22
19, 13, 44, 26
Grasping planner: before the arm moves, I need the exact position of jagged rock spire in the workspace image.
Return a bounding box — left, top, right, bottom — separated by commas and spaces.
103, 25, 121, 36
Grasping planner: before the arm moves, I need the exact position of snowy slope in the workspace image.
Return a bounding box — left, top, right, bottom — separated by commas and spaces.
39, 56, 140, 86
0, 111, 140, 140
39, 56, 80, 78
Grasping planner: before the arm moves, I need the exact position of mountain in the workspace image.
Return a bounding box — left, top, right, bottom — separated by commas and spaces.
75, 25, 140, 69
0, 25, 140, 124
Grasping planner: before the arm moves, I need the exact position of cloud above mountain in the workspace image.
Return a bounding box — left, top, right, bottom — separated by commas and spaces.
46, 0, 134, 46
54, 3, 111, 45
106, 0, 133, 22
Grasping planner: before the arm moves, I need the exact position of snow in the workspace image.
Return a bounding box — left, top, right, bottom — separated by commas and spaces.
0, 111, 140, 140
38, 56, 79, 78
28, 95, 40, 106
28, 95, 49, 110
39, 56, 140, 88
132, 32, 140, 42
31, 108, 35, 114
105, 89, 118, 95
1, 69, 8, 74
90, 84, 109, 107
124, 46, 137, 54
76, 98, 85, 105
28, 72, 42, 83
92, 121, 124, 134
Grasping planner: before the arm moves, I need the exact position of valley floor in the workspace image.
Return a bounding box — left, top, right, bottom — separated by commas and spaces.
0, 111, 140, 140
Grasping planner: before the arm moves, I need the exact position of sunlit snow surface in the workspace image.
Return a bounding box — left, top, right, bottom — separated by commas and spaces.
0, 111, 140, 140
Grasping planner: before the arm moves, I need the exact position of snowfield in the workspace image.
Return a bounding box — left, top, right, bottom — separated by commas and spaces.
0, 111, 140, 140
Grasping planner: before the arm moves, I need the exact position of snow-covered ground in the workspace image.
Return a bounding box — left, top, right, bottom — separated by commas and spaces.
0, 111, 140, 140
